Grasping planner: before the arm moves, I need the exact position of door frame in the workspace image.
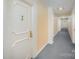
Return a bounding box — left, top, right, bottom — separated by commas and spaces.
48, 7, 54, 44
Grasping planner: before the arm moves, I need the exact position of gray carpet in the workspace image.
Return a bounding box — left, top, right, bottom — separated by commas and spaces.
34, 29, 75, 59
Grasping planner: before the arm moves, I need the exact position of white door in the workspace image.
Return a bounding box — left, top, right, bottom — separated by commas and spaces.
12, 1, 32, 59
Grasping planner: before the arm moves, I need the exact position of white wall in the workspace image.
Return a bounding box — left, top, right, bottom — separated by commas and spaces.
48, 7, 54, 44
4, 0, 14, 59
71, 10, 75, 43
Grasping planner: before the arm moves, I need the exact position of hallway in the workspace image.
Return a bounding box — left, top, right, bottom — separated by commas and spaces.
3, 0, 75, 59
34, 29, 75, 59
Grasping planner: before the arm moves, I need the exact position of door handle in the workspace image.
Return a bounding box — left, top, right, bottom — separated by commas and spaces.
29, 31, 32, 38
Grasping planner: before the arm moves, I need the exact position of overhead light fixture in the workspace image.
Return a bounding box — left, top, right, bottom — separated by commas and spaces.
58, 7, 63, 11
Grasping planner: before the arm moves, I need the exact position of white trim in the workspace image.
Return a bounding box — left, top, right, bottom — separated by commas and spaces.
12, 37, 28, 47
32, 42, 48, 58
13, 0, 32, 8
48, 7, 54, 44
49, 32, 57, 45
54, 29, 61, 38
31, 0, 38, 58
72, 40, 75, 44
12, 30, 29, 35
48, 34, 54, 44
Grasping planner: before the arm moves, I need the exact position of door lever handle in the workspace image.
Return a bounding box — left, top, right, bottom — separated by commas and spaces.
29, 31, 32, 38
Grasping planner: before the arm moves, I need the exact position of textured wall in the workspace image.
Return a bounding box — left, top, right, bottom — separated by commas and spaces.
37, 2, 48, 50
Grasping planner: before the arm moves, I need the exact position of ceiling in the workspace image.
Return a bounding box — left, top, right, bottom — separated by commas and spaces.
39, 0, 75, 16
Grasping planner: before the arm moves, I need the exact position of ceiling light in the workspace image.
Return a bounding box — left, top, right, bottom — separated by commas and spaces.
59, 7, 63, 11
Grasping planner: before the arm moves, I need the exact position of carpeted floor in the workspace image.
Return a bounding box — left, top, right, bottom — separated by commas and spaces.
34, 29, 75, 59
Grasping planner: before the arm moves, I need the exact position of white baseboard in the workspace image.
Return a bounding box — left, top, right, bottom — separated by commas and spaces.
32, 42, 48, 58
48, 34, 54, 44
72, 40, 75, 44
48, 39, 54, 44
48, 30, 61, 45
54, 29, 61, 37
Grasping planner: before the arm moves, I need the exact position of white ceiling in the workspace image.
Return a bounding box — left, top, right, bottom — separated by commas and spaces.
40, 0, 75, 16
